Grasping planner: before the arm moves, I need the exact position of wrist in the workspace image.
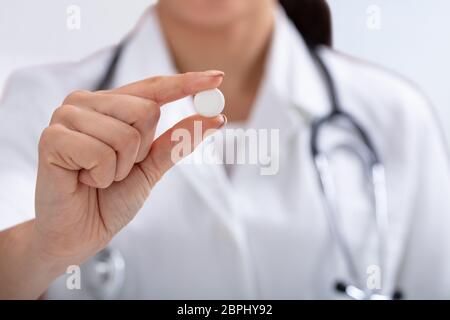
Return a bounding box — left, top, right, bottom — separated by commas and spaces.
28, 220, 75, 280
0, 220, 66, 299
23, 220, 71, 298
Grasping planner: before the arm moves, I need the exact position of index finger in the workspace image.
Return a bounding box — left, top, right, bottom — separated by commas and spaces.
111, 70, 225, 105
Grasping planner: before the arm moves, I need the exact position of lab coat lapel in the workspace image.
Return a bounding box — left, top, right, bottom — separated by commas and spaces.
112, 7, 175, 88
245, 6, 332, 138
232, 6, 332, 186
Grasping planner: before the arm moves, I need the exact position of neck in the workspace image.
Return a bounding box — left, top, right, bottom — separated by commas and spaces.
156, 3, 275, 122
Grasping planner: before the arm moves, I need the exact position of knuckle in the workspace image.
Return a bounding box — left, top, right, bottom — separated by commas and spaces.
136, 100, 151, 118
51, 104, 78, 123
98, 146, 117, 166
142, 98, 158, 111
94, 149, 116, 188
39, 125, 61, 147
141, 101, 161, 125
38, 127, 52, 153
91, 169, 114, 189
148, 76, 163, 85
129, 127, 142, 145
151, 107, 161, 126
119, 127, 141, 150
38, 125, 65, 161
63, 90, 90, 104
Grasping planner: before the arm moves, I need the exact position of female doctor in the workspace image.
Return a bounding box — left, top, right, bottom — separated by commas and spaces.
1, 0, 450, 299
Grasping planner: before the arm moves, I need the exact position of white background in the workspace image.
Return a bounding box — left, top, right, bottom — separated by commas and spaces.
1, 0, 449, 139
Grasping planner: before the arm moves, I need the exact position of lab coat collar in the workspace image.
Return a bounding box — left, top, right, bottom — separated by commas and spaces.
246, 5, 332, 134
113, 7, 178, 86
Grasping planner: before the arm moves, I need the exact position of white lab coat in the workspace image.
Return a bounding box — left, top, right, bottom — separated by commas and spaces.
1, 6, 449, 299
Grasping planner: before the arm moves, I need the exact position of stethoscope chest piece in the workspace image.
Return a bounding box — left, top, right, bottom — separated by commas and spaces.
82, 247, 126, 299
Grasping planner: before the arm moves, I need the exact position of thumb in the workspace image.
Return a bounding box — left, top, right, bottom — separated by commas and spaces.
137, 114, 227, 186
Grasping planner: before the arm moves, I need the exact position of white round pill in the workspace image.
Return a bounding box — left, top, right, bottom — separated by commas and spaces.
193, 89, 225, 118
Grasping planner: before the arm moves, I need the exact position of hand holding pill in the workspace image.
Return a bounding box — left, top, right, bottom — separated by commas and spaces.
32, 71, 226, 279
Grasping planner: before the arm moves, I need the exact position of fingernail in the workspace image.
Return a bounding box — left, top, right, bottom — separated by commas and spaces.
218, 114, 227, 128
204, 70, 225, 77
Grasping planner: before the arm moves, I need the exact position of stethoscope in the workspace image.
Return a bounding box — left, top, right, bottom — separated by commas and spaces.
306, 47, 403, 300
82, 40, 404, 300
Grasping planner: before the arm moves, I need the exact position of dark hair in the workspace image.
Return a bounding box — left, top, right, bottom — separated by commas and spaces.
279, 0, 332, 47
